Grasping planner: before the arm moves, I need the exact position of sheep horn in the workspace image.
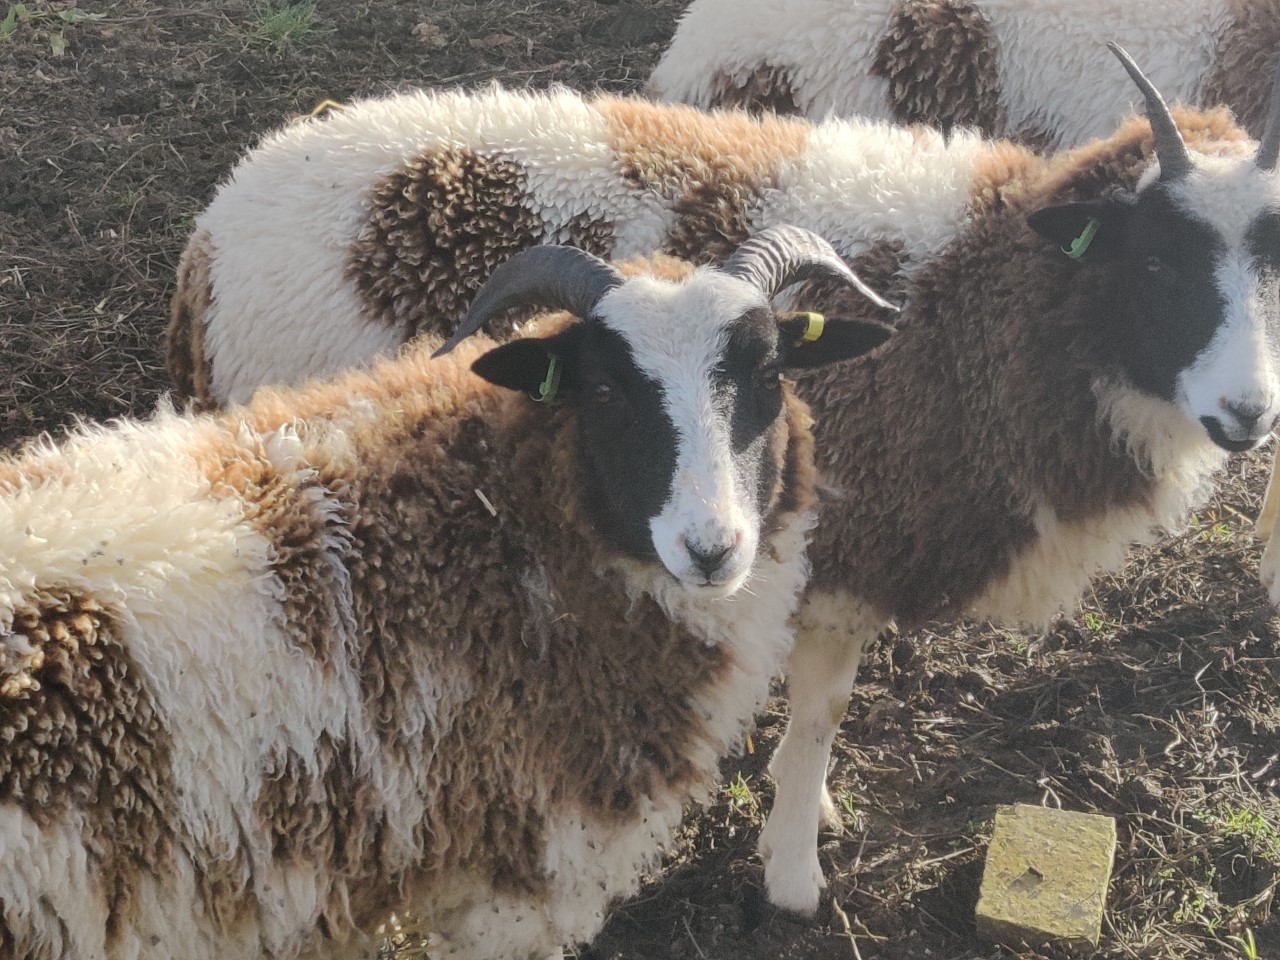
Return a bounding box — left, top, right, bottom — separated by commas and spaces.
434, 246, 625, 357
1107, 41, 1192, 182
721, 225, 900, 312
1256, 54, 1280, 171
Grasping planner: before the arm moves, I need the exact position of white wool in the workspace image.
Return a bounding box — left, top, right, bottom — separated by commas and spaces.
649, 0, 1236, 146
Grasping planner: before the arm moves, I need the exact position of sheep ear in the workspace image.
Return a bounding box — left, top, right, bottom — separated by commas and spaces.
470, 327, 584, 401
1027, 198, 1130, 261
777, 313, 894, 370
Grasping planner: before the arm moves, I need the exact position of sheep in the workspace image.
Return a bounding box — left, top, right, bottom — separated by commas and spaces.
0, 229, 894, 959
646, 0, 1280, 145
653, 0, 1280, 631
166, 47, 1280, 914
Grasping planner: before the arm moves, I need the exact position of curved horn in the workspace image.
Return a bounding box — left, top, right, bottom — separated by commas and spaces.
721, 225, 900, 312
1256, 53, 1280, 171
1107, 41, 1192, 182
433, 246, 624, 357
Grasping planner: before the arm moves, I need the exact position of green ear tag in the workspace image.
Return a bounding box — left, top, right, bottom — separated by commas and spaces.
1063, 218, 1101, 260
534, 353, 561, 403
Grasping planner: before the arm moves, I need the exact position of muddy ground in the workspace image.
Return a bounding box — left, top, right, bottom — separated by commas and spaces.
0, 2, 1277, 958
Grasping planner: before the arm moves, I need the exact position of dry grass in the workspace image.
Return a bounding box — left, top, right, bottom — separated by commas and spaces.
1, 2, 1276, 958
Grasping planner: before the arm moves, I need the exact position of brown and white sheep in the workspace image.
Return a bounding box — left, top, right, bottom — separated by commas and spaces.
0, 232, 891, 958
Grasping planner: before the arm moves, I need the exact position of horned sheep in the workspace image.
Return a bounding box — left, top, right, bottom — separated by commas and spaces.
653, 0, 1280, 634
0, 231, 892, 959
647, 0, 1280, 145
167, 48, 1280, 914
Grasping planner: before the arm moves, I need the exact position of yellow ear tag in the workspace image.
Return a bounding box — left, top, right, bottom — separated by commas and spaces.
801, 311, 825, 342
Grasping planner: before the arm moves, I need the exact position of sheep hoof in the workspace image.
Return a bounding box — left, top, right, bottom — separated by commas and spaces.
762, 851, 825, 916
759, 820, 825, 916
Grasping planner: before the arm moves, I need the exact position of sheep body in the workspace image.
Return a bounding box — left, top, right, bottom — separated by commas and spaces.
647, 0, 1278, 144
171, 87, 989, 405
2, 253, 825, 957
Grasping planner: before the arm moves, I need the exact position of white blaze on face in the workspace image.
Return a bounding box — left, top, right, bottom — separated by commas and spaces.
1179, 258, 1280, 444
596, 270, 769, 595
1168, 157, 1280, 446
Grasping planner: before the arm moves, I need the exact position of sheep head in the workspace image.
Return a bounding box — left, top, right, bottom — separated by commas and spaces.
446, 227, 894, 593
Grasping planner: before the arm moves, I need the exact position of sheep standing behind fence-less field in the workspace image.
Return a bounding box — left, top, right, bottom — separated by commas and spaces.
167, 47, 1280, 914
647, 0, 1280, 145
0, 232, 893, 959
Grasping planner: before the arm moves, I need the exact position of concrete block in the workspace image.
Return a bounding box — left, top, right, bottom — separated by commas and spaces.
975, 803, 1116, 950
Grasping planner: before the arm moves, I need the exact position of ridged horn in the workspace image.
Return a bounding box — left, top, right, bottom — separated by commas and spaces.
1256, 53, 1280, 171
721, 225, 900, 312
1107, 41, 1192, 182
433, 246, 625, 357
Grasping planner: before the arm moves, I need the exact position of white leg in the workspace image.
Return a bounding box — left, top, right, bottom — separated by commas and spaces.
1262, 535, 1280, 608
1256, 446, 1280, 542
757, 591, 884, 915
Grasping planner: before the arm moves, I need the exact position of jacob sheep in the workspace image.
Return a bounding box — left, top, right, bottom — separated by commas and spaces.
167, 48, 1280, 913
647, 0, 1280, 145
0, 230, 892, 959
652, 0, 1280, 612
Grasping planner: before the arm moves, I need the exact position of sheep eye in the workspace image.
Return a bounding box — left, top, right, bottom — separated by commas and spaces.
758, 363, 782, 390
1146, 256, 1174, 279
593, 383, 614, 404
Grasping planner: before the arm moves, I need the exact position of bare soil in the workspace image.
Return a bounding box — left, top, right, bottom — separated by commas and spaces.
1, 3, 1276, 959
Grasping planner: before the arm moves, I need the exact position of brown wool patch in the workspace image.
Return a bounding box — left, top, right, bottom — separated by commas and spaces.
350, 146, 544, 343
0, 589, 191, 943
966, 141, 1049, 217
558, 209, 617, 261
1200, 0, 1280, 139
166, 228, 218, 410
252, 732, 386, 933
599, 96, 809, 264
766, 391, 819, 549
871, 0, 1004, 136
707, 64, 802, 116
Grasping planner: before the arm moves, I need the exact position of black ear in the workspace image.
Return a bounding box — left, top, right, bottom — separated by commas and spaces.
1027, 197, 1132, 261
471, 326, 584, 401
777, 313, 894, 370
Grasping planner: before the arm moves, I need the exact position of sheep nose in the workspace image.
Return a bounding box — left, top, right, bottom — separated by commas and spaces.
1222, 398, 1269, 432
686, 540, 734, 578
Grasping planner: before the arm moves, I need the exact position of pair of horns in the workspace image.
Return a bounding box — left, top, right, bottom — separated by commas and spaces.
1109, 40, 1280, 178
433, 225, 897, 357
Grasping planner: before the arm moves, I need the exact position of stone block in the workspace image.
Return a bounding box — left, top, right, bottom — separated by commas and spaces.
975, 803, 1116, 949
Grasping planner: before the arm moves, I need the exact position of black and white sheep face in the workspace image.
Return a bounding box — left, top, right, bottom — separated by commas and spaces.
593, 274, 780, 595
1030, 158, 1280, 452
472, 268, 889, 594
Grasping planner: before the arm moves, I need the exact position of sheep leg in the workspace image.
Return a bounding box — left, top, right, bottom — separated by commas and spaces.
1256, 448, 1280, 541
757, 592, 884, 915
